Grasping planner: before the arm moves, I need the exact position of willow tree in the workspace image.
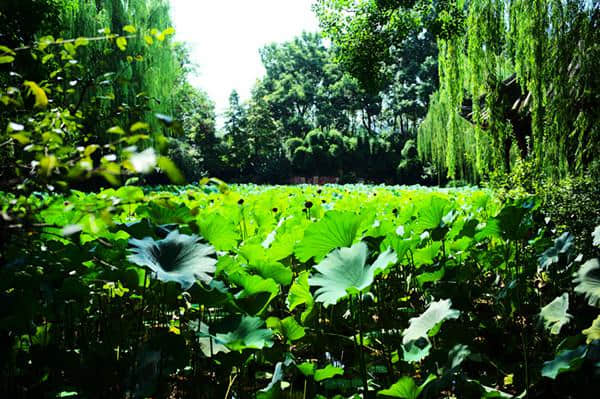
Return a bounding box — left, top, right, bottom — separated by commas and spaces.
418, 0, 599, 180
59, 0, 184, 137
316, 0, 599, 181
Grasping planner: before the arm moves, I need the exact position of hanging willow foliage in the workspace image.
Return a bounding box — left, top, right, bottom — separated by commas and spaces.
418, 0, 599, 181
60, 0, 183, 136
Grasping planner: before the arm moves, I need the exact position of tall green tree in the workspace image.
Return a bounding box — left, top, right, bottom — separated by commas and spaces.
60, 0, 184, 136
168, 81, 218, 181
223, 90, 252, 175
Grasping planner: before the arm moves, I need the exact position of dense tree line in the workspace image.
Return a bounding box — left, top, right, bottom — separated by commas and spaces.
205, 32, 438, 184
7, 0, 594, 186
1, 0, 440, 185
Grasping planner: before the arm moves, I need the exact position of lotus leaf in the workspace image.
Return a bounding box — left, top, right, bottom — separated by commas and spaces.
308, 242, 397, 307
539, 293, 572, 335
127, 230, 216, 290
573, 259, 600, 307
402, 299, 460, 344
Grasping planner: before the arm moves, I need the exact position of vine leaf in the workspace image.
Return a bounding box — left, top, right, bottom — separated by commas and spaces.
402, 299, 460, 345
573, 259, 600, 307
24, 81, 48, 108
127, 230, 216, 290
308, 242, 397, 307
539, 293, 572, 335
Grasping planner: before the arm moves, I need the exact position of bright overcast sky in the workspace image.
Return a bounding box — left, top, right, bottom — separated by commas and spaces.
171, 0, 320, 121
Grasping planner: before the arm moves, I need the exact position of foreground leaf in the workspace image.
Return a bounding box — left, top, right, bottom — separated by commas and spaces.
573, 259, 600, 307
127, 230, 216, 289
402, 299, 460, 344
266, 316, 305, 343
308, 242, 397, 307
593, 226, 600, 247
541, 345, 587, 379
539, 293, 572, 335
287, 271, 314, 322
583, 315, 600, 344
215, 315, 274, 351
314, 364, 344, 382
378, 375, 436, 399
257, 362, 284, 399
415, 195, 450, 231
199, 213, 240, 251
538, 232, 574, 271
295, 211, 363, 262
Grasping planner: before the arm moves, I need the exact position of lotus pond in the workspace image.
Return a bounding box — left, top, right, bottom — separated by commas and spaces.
1, 183, 599, 398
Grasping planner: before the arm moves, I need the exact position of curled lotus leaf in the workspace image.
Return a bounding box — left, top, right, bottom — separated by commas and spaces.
402, 299, 460, 345
308, 242, 397, 307
539, 293, 572, 335
127, 230, 216, 290
573, 259, 600, 307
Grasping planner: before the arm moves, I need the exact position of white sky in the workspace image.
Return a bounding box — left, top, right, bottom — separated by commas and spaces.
170, 0, 320, 122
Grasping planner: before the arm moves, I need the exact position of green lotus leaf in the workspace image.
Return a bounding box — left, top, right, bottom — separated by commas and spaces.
199, 213, 240, 251
466, 380, 516, 398
287, 271, 314, 322
144, 201, 195, 225
541, 345, 587, 379
314, 364, 344, 382
215, 315, 274, 351
539, 293, 572, 335
230, 271, 279, 315
573, 259, 600, 307
195, 321, 230, 357
266, 316, 306, 343
295, 211, 363, 262
402, 339, 432, 363
127, 230, 216, 290
416, 267, 446, 287
583, 315, 600, 344
415, 195, 451, 232
412, 242, 442, 267
297, 362, 316, 377
378, 375, 436, 399
538, 232, 574, 271
382, 236, 419, 263
474, 218, 502, 241
250, 261, 293, 286
494, 200, 537, 241
402, 299, 460, 344
267, 216, 307, 260
308, 242, 397, 307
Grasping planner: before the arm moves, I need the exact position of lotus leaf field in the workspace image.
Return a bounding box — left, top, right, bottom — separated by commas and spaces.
1, 183, 600, 398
